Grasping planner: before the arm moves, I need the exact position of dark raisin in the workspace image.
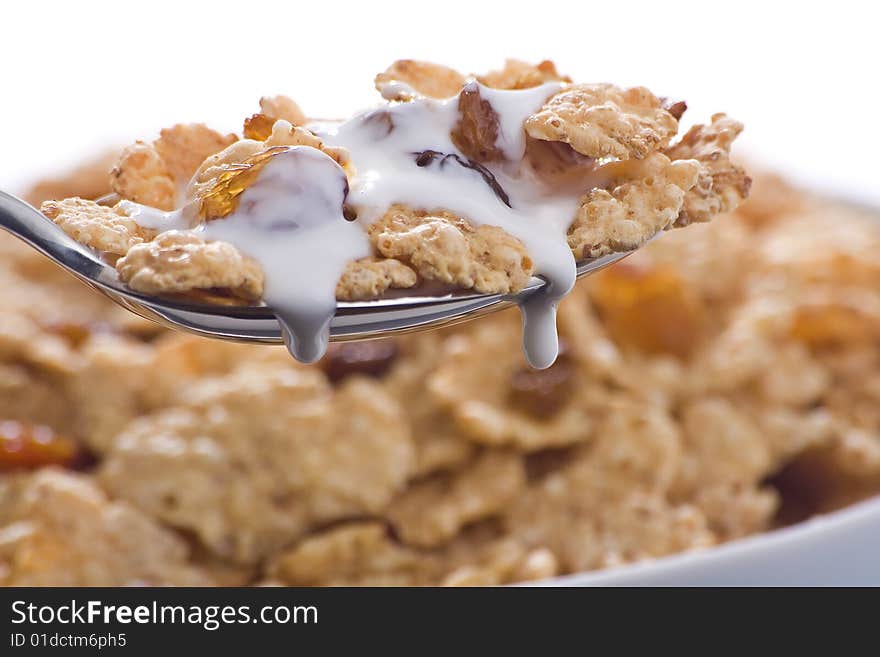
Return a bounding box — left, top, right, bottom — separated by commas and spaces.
524, 446, 576, 481
411, 150, 511, 208
451, 82, 504, 162
507, 346, 576, 419
662, 99, 687, 121
321, 340, 399, 383
415, 150, 443, 167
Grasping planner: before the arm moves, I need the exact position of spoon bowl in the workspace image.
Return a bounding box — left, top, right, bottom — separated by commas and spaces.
0, 190, 633, 343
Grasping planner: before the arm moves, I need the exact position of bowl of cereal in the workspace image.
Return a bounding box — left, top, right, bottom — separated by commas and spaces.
2, 59, 879, 587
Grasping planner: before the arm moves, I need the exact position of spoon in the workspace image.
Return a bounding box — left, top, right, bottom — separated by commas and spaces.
0, 190, 633, 344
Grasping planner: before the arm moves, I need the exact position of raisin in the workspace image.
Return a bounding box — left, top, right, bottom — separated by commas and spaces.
524, 138, 596, 191
508, 347, 576, 418
342, 205, 358, 221
524, 446, 576, 481
451, 82, 504, 163
662, 99, 688, 120
0, 420, 81, 471
414, 150, 441, 167
412, 150, 511, 207
321, 340, 399, 383
589, 258, 706, 358
763, 448, 874, 526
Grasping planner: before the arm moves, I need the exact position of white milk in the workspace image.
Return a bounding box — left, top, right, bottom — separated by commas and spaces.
203, 147, 369, 363
316, 81, 578, 368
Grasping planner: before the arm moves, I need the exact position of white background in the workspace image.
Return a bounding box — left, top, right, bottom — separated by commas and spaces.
2, 1, 877, 203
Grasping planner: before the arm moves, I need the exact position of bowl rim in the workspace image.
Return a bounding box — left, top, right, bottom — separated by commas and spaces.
529, 494, 880, 586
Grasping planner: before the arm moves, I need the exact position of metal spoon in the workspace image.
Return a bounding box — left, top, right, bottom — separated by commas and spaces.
0, 190, 632, 344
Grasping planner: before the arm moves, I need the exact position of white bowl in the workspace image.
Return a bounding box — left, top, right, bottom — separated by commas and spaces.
535, 496, 880, 586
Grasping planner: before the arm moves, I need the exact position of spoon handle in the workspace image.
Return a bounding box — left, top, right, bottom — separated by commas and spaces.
0, 190, 108, 281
